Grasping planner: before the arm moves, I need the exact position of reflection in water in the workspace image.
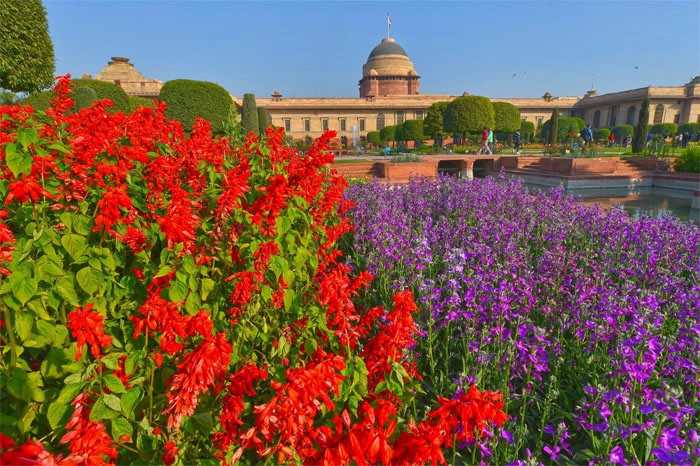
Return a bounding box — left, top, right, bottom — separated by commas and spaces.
574, 188, 699, 224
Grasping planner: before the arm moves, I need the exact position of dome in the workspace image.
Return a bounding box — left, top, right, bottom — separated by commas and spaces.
362, 37, 416, 78
368, 38, 408, 59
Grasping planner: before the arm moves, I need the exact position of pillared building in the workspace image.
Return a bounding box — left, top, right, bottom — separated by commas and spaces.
94, 36, 700, 146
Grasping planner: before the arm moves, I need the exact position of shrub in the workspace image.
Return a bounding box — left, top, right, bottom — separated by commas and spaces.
519, 120, 535, 142
240, 93, 259, 135
444, 96, 495, 138
257, 107, 271, 132
159, 79, 232, 133
649, 123, 678, 137
594, 128, 611, 142
424, 101, 449, 140
380, 125, 397, 144
612, 124, 634, 140
0, 77, 507, 465
128, 95, 154, 111
69, 79, 130, 113
402, 120, 424, 143
22, 90, 52, 111
547, 108, 559, 144
493, 102, 520, 133
366, 131, 381, 146
678, 122, 700, 137
632, 98, 649, 153
71, 86, 97, 112
542, 114, 585, 143
0, 0, 55, 92
674, 146, 700, 172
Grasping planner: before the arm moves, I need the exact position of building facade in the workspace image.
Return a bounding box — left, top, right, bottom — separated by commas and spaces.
95, 39, 700, 145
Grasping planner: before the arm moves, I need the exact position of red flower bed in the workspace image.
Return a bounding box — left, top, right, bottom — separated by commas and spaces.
0, 77, 506, 465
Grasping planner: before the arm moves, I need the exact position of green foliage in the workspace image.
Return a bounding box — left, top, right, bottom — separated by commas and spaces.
0, 0, 55, 92
611, 124, 634, 140
674, 147, 700, 173
547, 109, 559, 145
677, 122, 700, 136
22, 91, 52, 111
159, 79, 232, 133
240, 93, 259, 135
519, 120, 535, 138
127, 95, 154, 111
380, 125, 397, 144
444, 96, 495, 137
632, 98, 649, 153
401, 120, 424, 142
423, 101, 449, 139
542, 113, 585, 143
367, 131, 381, 146
649, 123, 678, 137
594, 128, 611, 142
71, 87, 97, 112
0, 90, 17, 104
70, 79, 130, 113
493, 102, 520, 133
257, 107, 272, 133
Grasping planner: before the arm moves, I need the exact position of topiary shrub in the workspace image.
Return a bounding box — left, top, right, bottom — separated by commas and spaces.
594, 128, 611, 142
128, 95, 155, 111
678, 122, 700, 137
674, 146, 700, 173
69, 79, 130, 113
546, 109, 560, 145
520, 120, 535, 143
240, 93, 259, 135
632, 98, 650, 153
493, 102, 521, 134
257, 107, 271, 132
71, 86, 97, 112
380, 125, 397, 145
542, 115, 585, 143
159, 79, 233, 133
649, 123, 678, 138
0, 0, 55, 93
424, 101, 449, 141
366, 131, 381, 146
22, 90, 52, 111
402, 120, 424, 143
444, 96, 495, 139
612, 124, 634, 140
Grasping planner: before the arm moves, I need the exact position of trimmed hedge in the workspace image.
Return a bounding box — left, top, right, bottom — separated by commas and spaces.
128, 95, 155, 111
69, 79, 130, 113
612, 124, 634, 140
240, 93, 259, 135
542, 114, 584, 142
0, 0, 54, 92
594, 128, 611, 142
493, 102, 521, 133
258, 107, 272, 132
424, 101, 449, 139
367, 131, 381, 146
159, 79, 233, 133
444, 96, 495, 136
678, 122, 700, 136
380, 125, 397, 143
520, 120, 535, 142
632, 98, 650, 153
649, 123, 678, 137
72, 86, 97, 112
402, 120, 424, 142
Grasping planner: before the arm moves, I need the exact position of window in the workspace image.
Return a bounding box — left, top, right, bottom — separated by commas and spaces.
673, 113, 680, 124
322, 118, 329, 131
626, 106, 636, 125
340, 118, 346, 132
396, 111, 405, 125
304, 119, 311, 132
377, 113, 385, 130
536, 116, 544, 126
283, 119, 291, 132
653, 104, 664, 124
415, 110, 424, 120
359, 118, 365, 131
593, 110, 601, 128
340, 136, 348, 147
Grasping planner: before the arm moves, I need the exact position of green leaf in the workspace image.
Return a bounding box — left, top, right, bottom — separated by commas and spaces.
55, 277, 80, 306
40, 347, 68, 378
61, 234, 87, 261
18, 127, 38, 150
7, 369, 44, 402
5, 143, 32, 178
103, 394, 121, 412
90, 397, 119, 421
103, 374, 127, 394
168, 280, 188, 302
48, 142, 71, 154
111, 416, 133, 441
14, 311, 34, 341
121, 387, 141, 419
76, 266, 101, 295
47, 400, 71, 429
57, 382, 84, 404
18, 404, 38, 434
13, 278, 37, 305
200, 278, 215, 301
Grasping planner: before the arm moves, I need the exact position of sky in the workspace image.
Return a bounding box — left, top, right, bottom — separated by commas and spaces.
45, 0, 700, 98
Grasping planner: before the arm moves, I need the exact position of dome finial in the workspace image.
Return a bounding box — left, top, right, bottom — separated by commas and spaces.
386, 13, 392, 40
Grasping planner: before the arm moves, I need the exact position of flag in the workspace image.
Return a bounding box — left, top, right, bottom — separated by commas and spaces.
387, 14, 392, 28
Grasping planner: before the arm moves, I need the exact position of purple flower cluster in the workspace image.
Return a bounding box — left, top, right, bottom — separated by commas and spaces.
347, 176, 699, 464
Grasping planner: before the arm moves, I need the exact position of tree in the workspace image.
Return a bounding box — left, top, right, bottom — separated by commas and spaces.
649, 123, 678, 138
71, 86, 97, 112
367, 131, 381, 147
594, 128, 611, 142
493, 102, 521, 133
380, 125, 397, 146
611, 125, 634, 140
159, 79, 233, 133
547, 109, 559, 145
444, 96, 495, 140
678, 122, 700, 137
520, 120, 535, 143
0, 0, 55, 93
241, 93, 259, 135
632, 98, 649, 153
424, 101, 449, 145
402, 120, 425, 144
257, 107, 272, 133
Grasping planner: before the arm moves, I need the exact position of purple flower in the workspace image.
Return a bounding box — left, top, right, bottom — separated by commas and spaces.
609, 445, 627, 465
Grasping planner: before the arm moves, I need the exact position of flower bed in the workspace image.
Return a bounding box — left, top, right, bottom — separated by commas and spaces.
0, 78, 507, 465
347, 176, 699, 464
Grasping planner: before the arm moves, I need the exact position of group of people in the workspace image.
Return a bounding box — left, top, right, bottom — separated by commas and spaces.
479, 127, 523, 155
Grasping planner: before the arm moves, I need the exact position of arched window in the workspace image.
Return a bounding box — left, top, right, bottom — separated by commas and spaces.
626, 106, 636, 125
653, 104, 664, 124
377, 113, 385, 130
340, 136, 348, 148
609, 105, 619, 127
593, 110, 601, 128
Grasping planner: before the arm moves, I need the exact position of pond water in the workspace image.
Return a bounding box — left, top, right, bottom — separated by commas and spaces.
572, 188, 699, 224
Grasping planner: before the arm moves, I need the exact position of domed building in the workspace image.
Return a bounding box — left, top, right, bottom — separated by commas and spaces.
359, 37, 420, 97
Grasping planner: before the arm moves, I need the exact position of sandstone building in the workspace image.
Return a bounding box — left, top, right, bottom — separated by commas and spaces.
94, 38, 700, 146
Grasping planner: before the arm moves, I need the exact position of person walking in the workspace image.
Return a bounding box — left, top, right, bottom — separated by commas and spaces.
608, 132, 615, 147
583, 124, 593, 145
480, 127, 491, 154
513, 130, 522, 155
487, 128, 494, 154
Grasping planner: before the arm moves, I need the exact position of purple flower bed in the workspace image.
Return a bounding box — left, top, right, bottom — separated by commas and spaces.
346, 176, 699, 464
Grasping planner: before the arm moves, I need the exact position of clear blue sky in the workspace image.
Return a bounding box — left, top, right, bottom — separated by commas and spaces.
45, 0, 699, 98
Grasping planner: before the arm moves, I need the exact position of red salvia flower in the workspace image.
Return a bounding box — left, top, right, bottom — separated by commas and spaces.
67, 305, 111, 360
60, 393, 118, 466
